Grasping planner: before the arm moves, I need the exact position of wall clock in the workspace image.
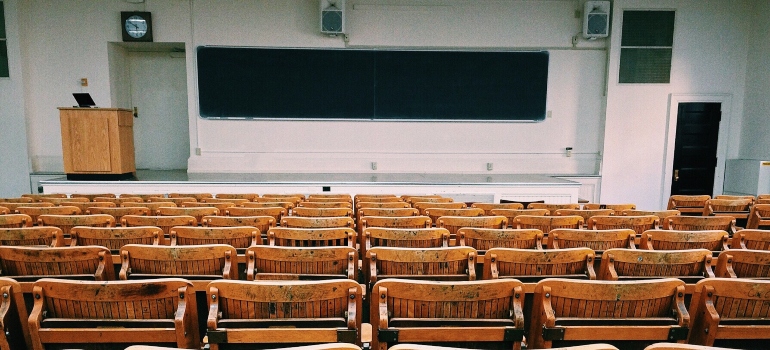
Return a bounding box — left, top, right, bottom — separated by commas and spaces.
121, 11, 153, 42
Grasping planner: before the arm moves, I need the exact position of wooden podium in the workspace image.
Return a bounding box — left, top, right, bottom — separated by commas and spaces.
59, 108, 136, 180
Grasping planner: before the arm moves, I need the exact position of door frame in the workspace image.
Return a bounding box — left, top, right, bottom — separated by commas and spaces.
661, 93, 732, 209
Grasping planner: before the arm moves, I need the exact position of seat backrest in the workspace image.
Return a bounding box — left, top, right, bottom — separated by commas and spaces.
554, 209, 614, 223
641, 229, 728, 251
150, 197, 198, 206
457, 227, 544, 251
60, 201, 117, 213
0, 197, 34, 203
202, 215, 274, 235
704, 198, 752, 217
308, 193, 353, 202
664, 216, 735, 233
122, 215, 196, 236
371, 278, 524, 350
0, 202, 54, 213
437, 215, 507, 237
582, 203, 637, 213
0, 245, 114, 281
358, 207, 418, 218
16, 206, 81, 224
225, 206, 286, 223
490, 208, 549, 228
168, 192, 213, 200
406, 197, 454, 206
298, 201, 353, 208
21, 193, 67, 200
70, 193, 116, 200
528, 203, 581, 211
366, 246, 478, 286
668, 195, 711, 212
746, 204, 770, 229
170, 225, 260, 248
470, 202, 524, 215
622, 209, 681, 221
356, 201, 411, 211
242, 201, 296, 212
688, 278, 770, 346
599, 248, 713, 281
354, 196, 402, 204
202, 197, 251, 205
182, 201, 236, 211
732, 228, 770, 249
44, 197, 89, 205
548, 228, 636, 250
93, 196, 144, 205
529, 278, 687, 349
0, 277, 30, 350
0, 207, 6, 215
70, 226, 161, 250
158, 206, 219, 223
118, 193, 159, 201
268, 227, 356, 247
714, 249, 770, 278
38, 214, 115, 234
363, 227, 449, 258
483, 247, 596, 281
121, 201, 177, 212
588, 215, 660, 236
424, 208, 484, 225
293, 207, 354, 218
0, 226, 64, 247
206, 279, 362, 346
120, 244, 237, 280
215, 192, 259, 200
515, 215, 583, 233
0, 214, 33, 228
246, 245, 357, 280
29, 278, 199, 349
86, 206, 150, 224
411, 201, 466, 215
282, 216, 355, 229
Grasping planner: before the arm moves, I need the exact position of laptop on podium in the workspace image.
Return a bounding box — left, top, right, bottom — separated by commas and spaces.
72, 93, 96, 108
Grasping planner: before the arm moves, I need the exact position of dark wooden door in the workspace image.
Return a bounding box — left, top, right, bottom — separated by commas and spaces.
670, 102, 721, 195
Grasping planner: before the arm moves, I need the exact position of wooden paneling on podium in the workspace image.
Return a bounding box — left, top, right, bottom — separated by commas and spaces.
58, 108, 136, 180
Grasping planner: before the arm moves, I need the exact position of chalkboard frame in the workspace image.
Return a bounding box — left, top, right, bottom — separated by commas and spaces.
197, 46, 549, 122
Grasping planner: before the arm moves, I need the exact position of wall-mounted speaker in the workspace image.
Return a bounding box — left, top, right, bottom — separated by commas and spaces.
320, 0, 345, 35
583, 1, 610, 39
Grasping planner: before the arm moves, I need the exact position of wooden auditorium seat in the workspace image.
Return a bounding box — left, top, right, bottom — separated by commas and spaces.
362, 227, 449, 258
424, 208, 484, 226
599, 248, 714, 283
0, 214, 33, 228
299, 201, 353, 209
42, 197, 89, 205
483, 247, 596, 282
470, 202, 524, 215
59, 201, 117, 213
663, 216, 737, 236
436, 215, 507, 241
119, 244, 237, 288
457, 228, 544, 252
246, 245, 357, 280
490, 208, 549, 228
582, 203, 637, 213
16, 205, 81, 224
294, 207, 355, 218
206, 279, 363, 349
0, 196, 34, 203
202, 197, 251, 205
554, 209, 614, 225
640, 229, 729, 253
226, 206, 286, 223
168, 192, 213, 200
28, 278, 199, 349
714, 249, 770, 278
365, 247, 478, 289
86, 206, 150, 224
170, 225, 260, 251
0, 202, 53, 213
215, 193, 259, 201
371, 279, 524, 350
282, 216, 355, 229
0, 226, 64, 247
622, 209, 681, 221
93, 196, 144, 205
411, 202, 466, 216
731, 228, 770, 250
37, 214, 115, 236
0, 246, 114, 286
268, 227, 356, 248
69, 193, 116, 200
0, 277, 30, 350
528, 203, 581, 211
149, 197, 198, 206
70, 226, 161, 252
122, 215, 196, 244
157, 206, 219, 223
688, 278, 770, 347
745, 203, 770, 229
515, 215, 583, 233
667, 195, 711, 216
587, 215, 660, 236
202, 215, 274, 237
181, 201, 235, 212
528, 278, 689, 349
547, 229, 636, 252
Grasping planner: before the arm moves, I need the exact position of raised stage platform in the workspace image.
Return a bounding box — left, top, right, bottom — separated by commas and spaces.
40, 171, 582, 203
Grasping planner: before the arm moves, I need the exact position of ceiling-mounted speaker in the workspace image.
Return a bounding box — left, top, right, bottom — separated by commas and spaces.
583, 1, 610, 39
320, 0, 345, 35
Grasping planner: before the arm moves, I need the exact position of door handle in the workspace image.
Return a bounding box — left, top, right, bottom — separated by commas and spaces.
674, 169, 679, 182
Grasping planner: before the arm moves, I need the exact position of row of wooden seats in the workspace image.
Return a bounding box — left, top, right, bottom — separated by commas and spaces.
0, 276, 765, 349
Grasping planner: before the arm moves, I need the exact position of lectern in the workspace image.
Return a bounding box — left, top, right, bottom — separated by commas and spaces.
58, 108, 136, 180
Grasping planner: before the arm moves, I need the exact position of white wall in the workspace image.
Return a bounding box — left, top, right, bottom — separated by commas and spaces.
600, 0, 751, 210
4, 0, 765, 206
0, 0, 31, 196
740, 0, 770, 160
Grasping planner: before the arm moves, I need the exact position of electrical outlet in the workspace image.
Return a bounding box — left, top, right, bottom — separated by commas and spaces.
80, 78, 88, 87
487, 162, 493, 171
371, 162, 377, 170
